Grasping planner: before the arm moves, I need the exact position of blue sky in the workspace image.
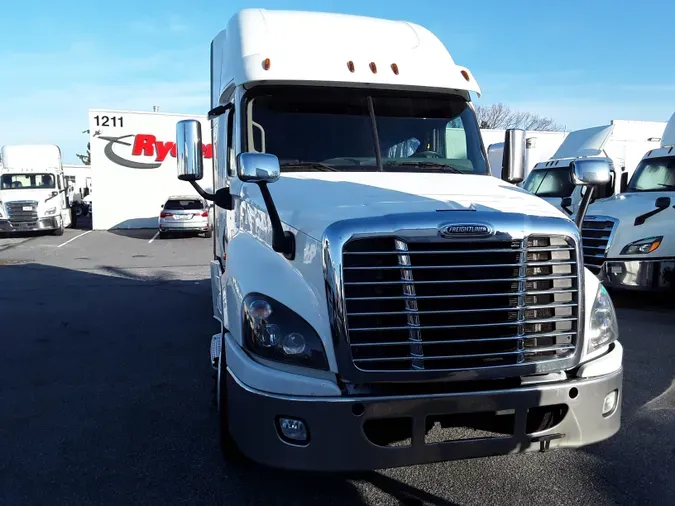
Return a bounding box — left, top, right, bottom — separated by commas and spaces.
1, 0, 674, 162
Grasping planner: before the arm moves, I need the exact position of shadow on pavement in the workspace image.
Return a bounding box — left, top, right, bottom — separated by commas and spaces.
0, 262, 444, 505
576, 292, 675, 505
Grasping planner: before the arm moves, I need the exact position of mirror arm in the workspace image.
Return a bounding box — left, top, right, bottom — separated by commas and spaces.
562, 204, 573, 216
189, 181, 233, 211
189, 180, 215, 201
574, 186, 595, 228
257, 181, 295, 260
634, 198, 671, 226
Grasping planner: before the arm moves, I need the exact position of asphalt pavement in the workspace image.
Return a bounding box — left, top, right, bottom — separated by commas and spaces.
1, 230, 673, 506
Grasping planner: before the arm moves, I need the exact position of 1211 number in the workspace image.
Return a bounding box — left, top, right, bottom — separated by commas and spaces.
94, 115, 124, 127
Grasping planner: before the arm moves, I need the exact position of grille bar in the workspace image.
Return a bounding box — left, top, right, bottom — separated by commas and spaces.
351, 331, 577, 347
347, 288, 577, 301
345, 274, 577, 286
353, 345, 576, 363
342, 234, 579, 373
581, 218, 617, 271
344, 246, 575, 255
348, 302, 578, 316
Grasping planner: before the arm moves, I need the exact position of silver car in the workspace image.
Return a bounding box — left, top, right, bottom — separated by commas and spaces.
158, 196, 212, 239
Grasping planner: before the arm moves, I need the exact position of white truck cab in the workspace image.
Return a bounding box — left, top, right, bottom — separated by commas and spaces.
579, 113, 675, 290
523, 121, 666, 216
0, 144, 73, 235
175, 9, 623, 471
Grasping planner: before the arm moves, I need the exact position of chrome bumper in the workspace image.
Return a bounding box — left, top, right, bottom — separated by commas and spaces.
599, 258, 675, 291
227, 366, 622, 471
0, 217, 59, 232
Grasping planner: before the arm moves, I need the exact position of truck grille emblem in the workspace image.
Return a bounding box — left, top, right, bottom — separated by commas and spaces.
438, 223, 494, 239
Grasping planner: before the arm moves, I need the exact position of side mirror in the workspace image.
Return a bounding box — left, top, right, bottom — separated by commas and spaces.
237, 153, 280, 183
176, 120, 204, 182
501, 129, 526, 184
561, 196, 573, 216
570, 158, 612, 228
570, 158, 612, 186
655, 196, 671, 210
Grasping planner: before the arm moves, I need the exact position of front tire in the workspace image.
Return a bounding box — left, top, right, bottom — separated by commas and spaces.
217, 336, 247, 462
52, 220, 65, 236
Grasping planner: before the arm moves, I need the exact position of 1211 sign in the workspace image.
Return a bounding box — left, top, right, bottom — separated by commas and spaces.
94, 115, 124, 127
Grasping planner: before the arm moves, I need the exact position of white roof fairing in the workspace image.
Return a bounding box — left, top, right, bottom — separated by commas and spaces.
210, 9, 481, 109
661, 112, 675, 148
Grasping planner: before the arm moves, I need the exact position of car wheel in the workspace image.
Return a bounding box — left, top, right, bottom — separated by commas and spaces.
204, 229, 213, 239
159, 231, 169, 239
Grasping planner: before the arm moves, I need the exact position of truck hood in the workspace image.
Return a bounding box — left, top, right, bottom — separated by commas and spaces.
586, 191, 675, 220
242, 172, 569, 240
0, 189, 57, 205
585, 191, 675, 257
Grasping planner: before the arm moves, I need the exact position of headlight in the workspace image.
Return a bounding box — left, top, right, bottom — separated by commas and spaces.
45, 207, 57, 216
587, 285, 619, 354
620, 236, 662, 255
242, 294, 328, 370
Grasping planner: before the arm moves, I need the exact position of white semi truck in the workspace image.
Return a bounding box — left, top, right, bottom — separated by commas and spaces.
175, 9, 623, 471
578, 112, 675, 289
522, 120, 666, 215
0, 144, 74, 235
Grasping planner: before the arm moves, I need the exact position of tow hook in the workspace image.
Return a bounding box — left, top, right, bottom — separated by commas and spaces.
531, 433, 566, 452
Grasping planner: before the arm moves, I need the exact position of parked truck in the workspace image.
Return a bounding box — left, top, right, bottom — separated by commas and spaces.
522, 120, 666, 215
578, 112, 675, 289
0, 144, 74, 235
174, 9, 623, 471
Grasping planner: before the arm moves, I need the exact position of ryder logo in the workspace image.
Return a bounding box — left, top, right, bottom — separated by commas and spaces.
95, 132, 213, 169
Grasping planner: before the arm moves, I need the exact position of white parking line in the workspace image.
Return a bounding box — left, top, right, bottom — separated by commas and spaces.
57, 230, 93, 248
148, 232, 159, 244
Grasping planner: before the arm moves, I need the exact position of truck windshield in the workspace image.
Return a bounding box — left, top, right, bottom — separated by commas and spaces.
626, 156, 675, 192
245, 88, 488, 174
1, 173, 56, 190
522, 167, 575, 198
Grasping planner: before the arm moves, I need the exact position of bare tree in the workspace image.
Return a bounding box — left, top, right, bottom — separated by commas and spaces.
475, 103, 563, 131
76, 129, 91, 165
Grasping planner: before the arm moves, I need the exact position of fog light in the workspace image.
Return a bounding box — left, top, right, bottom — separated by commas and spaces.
602, 390, 618, 416
278, 417, 309, 443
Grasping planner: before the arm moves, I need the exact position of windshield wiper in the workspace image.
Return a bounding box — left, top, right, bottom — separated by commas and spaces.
384, 161, 463, 174
279, 161, 338, 172
658, 183, 675, 189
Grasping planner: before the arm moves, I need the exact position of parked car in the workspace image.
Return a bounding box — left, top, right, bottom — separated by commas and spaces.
158, 196, 212, 239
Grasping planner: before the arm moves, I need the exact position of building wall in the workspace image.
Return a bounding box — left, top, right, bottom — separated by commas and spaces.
89, 109, 213, 229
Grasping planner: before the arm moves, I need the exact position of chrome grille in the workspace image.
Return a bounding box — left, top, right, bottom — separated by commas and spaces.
6, 201, 38, 223
342, 235, 579, 373
581, 217, 617, 272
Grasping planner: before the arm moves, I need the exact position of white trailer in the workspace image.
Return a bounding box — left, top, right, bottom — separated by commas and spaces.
87, 109, 213, 230
483, 130, 568, 180
173, 8, 623, 471
578, 112, 675, 290
0, 144, 74, 235
522, 120, 666, 215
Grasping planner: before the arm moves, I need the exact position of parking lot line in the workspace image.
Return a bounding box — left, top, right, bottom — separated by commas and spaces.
148, 231, 159, 244
57, 230, 93, 248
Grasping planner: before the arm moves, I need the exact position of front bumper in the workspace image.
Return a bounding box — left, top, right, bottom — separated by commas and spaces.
227, 366, 622, 471
599, 258, 675, 291
0, 217, 59, 232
